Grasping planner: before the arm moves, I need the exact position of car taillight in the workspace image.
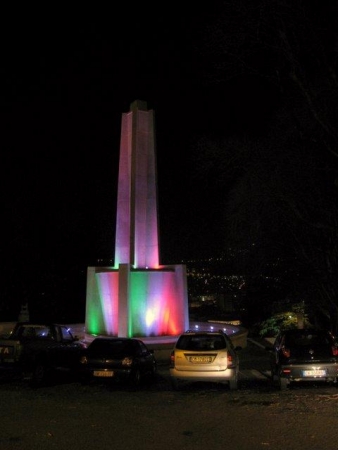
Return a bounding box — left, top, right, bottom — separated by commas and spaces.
282, 347, 290, 358
332, 346, 338, 356
227, 353, 237, 368
170, 351, 175, 368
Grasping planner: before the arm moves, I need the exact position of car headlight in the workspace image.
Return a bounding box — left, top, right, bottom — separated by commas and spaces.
122, 357, 133, 366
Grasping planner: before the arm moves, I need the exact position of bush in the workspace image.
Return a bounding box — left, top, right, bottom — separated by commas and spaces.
258, 311, 310, 337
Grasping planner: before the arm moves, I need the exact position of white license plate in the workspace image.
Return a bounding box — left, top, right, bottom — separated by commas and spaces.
302, 369, 326, 377
190, 356, 212, 363
0, 346, 13, 355
93, 370, 114, 377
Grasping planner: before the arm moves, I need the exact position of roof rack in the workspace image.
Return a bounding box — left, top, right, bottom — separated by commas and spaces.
184, 329, 225, 334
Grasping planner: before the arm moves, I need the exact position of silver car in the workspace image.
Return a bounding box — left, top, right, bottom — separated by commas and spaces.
169, 330, 240, 390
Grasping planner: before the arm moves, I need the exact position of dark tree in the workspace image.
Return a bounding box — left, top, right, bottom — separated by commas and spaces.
188, 0, 338, 331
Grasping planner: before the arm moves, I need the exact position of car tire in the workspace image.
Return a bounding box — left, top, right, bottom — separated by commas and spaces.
130, 368, 141, 388
271, 372, 279, 388
31, 362, 48, 387
270, 364, 277, 380
278, 376, 289, 390
80, 376, 90, 385
229, 378, 239, 390
150, 362, 157, 379
170, 377, 179, 391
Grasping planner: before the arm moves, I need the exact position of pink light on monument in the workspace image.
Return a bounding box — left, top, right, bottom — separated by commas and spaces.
97, 272, 119, 335
114, 100, 159, 270
127, 269, 183, 336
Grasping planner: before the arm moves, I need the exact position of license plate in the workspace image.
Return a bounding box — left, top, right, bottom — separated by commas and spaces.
0, 346, 13, 355
93, 370, 114, 377
302, 369, 326, 377
189, 356, 212, 363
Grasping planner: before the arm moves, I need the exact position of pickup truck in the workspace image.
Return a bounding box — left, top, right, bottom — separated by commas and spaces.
0, 322, 86, 386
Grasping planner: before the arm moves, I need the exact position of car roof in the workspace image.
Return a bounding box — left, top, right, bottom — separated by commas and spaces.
15, 322, 66, 327
91, 337, 143, 343
182, 330, 226, 335
93, 337, 136, 341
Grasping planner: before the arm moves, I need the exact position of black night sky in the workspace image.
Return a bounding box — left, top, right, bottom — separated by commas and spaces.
2, 2, 337, 322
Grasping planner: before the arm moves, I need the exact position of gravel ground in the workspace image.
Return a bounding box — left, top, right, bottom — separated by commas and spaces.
1, 340, 338, 450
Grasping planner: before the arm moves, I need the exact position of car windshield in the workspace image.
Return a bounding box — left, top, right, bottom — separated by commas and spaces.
89, 339, 135, 356
176, 334, 226, 351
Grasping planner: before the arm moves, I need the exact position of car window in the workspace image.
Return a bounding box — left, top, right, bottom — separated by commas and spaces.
138, 341, 149, 355
273, 334, 282, 348
130, 340, 142, 355
285, 331, 332, 347
89, 339, 135, 355
20, 326, 51, 338
176, 334, 226, 351
61, 327, 73, 341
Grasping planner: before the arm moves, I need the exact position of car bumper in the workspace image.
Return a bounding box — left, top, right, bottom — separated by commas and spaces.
0, 364, 23, 379
279, 363, 338, 382
78, 367, 133, 381
169, 367, 237, 383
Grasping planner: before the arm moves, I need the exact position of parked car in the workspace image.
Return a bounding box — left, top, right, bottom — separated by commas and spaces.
78, 337, 157, 388
169, 329, 240, 390
0, 322, 86, 386
267, 328, 338, 390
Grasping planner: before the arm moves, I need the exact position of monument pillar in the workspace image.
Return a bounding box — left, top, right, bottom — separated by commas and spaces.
85, 100, 189, 337
115, 100, 159, 268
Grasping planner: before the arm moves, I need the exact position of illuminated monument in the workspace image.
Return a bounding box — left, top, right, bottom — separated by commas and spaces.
85, 100, 189, 337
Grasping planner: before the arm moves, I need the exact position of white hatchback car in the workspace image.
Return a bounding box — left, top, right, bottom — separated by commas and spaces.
169, 330, 240, 390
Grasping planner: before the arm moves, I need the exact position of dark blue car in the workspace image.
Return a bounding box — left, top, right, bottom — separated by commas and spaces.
78, 337, 157, 388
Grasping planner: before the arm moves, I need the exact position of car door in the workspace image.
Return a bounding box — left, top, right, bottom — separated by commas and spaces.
134, 341, 155, 375
49, 326, 83, 370
271, 332, 283, 372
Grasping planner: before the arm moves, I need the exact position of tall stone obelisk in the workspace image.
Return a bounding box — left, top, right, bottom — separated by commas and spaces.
115, 100, 159, 269
85, 100, 189, 337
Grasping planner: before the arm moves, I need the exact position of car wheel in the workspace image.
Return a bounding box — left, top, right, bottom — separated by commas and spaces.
80, 375, 90, 385
130, 368, 141, 388
170, 377, 179, 391
271, 372, 279, 387
31, 363, 48, 387
278, 376, 289, 390
229, 378, 239, 390
270, 364, 277, 381
150, 362, 157, 379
